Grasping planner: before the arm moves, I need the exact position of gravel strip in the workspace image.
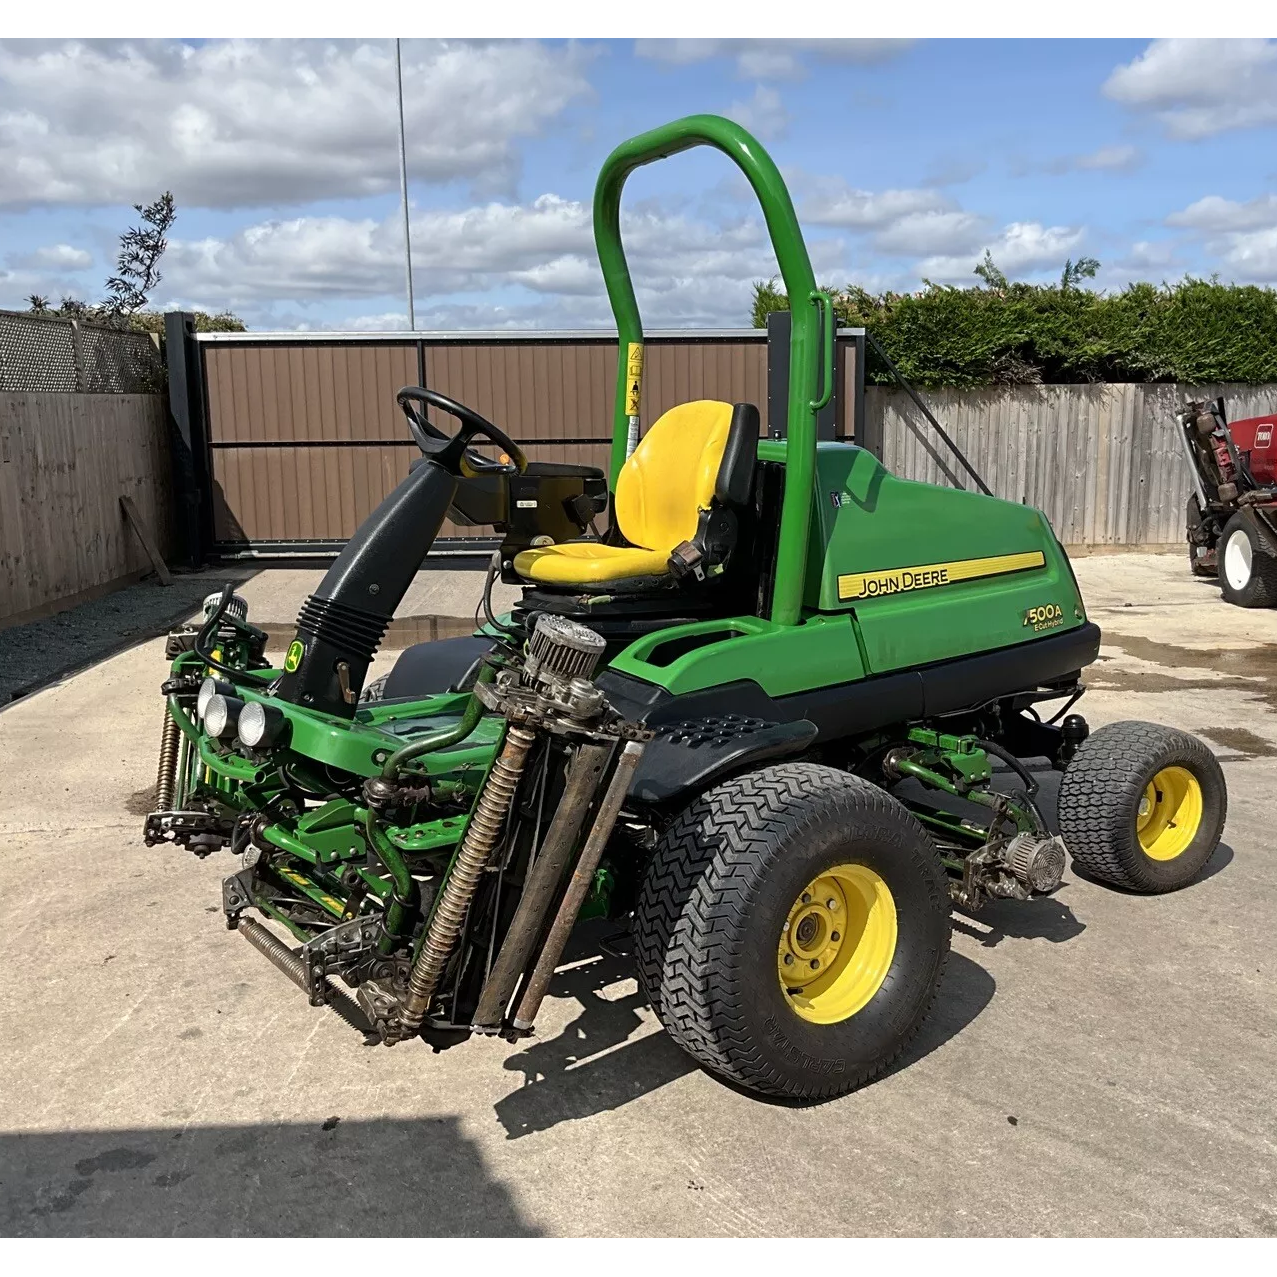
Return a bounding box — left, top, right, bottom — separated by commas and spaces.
0, 571, 256, 704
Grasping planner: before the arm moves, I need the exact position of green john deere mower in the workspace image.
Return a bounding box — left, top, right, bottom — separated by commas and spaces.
146, 116, 1227, 1100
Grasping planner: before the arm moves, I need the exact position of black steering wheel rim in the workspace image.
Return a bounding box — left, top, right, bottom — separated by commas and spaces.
395, 386, 527, 477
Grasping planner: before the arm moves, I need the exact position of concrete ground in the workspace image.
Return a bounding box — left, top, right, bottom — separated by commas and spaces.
1, 554, 1274, 1237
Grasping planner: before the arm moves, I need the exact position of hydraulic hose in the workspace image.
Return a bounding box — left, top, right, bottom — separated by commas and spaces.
380, 662, 495, 778
975, 738, 1039, 796
361, 806, 417, 952
482, 550, 519, 636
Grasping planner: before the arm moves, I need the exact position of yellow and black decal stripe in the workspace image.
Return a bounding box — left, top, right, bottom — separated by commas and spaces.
838, 550, 1045, 602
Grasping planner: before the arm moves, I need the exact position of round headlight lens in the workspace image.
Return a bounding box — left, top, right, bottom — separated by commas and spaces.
203, 693, 243, 740
238, 700, 287, 748
197, 676, 231, 720
238, 701, 266, 745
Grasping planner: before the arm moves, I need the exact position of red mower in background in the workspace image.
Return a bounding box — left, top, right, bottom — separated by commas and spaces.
1180, 397, 1277, 606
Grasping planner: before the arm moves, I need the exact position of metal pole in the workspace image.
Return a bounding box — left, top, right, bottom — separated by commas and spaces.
394, 38, 416, 331
866, 331, 991, 495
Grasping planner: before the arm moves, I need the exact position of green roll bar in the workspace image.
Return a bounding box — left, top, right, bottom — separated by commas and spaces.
592, 114, 830, 628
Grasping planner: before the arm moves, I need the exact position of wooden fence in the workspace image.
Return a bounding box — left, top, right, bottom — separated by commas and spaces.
864, 381, 1277, 550
0, 393, 173, 626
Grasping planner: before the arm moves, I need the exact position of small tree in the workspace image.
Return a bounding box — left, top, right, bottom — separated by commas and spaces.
1060, 256, 1100, 290
55, 295, 92, 319
103, 191, 176, 319
973, 250, 1009, 291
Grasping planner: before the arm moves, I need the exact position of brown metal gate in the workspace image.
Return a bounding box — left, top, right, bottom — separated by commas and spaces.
186, 328, 863, 558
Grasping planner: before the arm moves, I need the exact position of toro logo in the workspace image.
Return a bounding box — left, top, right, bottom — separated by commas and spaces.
1255, 424, 1273, 449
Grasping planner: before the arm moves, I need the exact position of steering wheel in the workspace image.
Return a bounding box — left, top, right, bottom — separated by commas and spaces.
396, 387, 528, 478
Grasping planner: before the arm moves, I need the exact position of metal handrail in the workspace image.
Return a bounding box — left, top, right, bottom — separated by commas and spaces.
592, 114, 821, 627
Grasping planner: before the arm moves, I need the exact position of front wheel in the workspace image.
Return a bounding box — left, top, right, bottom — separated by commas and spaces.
1057, 721, 1227, 893
1219, 512, 1277, 607
634, 763, 950, 1101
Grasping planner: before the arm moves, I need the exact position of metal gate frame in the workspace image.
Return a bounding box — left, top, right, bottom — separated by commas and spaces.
165, 321, 865, 567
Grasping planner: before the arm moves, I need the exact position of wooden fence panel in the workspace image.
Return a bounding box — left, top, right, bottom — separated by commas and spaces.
865, 381, 1277, 548
0, 392, 171, 624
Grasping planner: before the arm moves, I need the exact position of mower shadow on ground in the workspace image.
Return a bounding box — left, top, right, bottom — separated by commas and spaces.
950, 896, 1086, 947
494, 935, 697, 1140
886, 950, 997, 1078
2, 1116, 540, 1237
500, 929, 1000, 1121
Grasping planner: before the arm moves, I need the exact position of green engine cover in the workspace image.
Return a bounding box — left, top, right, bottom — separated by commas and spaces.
798, 442, 1085, 674
609, 441, 1086, 697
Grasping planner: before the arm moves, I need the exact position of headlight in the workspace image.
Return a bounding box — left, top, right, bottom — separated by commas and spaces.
197, 676, 233, 720
238, 701, 288, 748
203, 694, 244, 741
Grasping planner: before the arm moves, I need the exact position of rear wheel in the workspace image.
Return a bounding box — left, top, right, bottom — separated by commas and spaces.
634, 763, 950, 1101
1219, 512, 1277, 607
1057, 721, 1226, 893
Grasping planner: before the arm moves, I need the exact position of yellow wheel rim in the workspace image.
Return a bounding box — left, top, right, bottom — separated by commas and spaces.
1136, 766, 1204, 861
777, 863, 897, 1025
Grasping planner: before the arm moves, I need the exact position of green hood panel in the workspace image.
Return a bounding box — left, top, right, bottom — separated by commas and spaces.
611, 442, 1087, 695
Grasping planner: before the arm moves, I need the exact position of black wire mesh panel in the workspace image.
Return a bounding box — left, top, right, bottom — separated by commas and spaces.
0, 309, 164, 393
0, 310, 77, 391
78, 324, 164, 393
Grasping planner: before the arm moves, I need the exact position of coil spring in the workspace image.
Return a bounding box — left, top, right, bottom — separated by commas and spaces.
155, 709, 181, 811
397, 724, 537, 1032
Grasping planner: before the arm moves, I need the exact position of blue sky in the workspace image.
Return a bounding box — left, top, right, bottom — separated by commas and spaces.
2, 37, 1276, 330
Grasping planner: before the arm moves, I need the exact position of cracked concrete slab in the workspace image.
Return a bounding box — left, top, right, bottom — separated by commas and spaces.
1, 554, 1274, 1236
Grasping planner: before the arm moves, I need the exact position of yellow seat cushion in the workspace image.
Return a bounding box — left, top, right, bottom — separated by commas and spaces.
514, 400, 735, 587
513, 540, 671, 585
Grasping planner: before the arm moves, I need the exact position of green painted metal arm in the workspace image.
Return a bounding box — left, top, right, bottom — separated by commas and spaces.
593, 113, 822, 627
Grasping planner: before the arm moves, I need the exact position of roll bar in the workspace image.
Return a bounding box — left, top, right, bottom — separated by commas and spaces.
592, 114, 830, 628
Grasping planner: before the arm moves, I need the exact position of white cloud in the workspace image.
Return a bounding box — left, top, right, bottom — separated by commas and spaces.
1114, 240, 1178, 272
1213, 228, 1277, 280
0, 241, 95, 304
725, 86, 790, 142
1014, 143, 1143, 177
155, 194, 847, 329
1103, 39, 1277, 139
796, 176, 990, 258
917, 222, 1085, 283
1164, 192, 1277, 282
1073, 144, 1142, 172
634, 39, 910, 81
8, 243, 92, 269
0, 38, 592, 209
872, 210, 988, 257
1167, 193, 1277, 232
800, 178, 950, 230
923, 158, 986, 188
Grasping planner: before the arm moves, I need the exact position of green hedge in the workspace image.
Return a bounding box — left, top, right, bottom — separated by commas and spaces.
751, 277, 1277, 389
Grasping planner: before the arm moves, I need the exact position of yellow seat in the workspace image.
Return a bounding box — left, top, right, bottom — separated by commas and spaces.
514, 400, 738, 587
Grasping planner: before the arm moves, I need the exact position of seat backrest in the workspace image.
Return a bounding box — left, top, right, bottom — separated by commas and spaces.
614, 400, 756, 551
